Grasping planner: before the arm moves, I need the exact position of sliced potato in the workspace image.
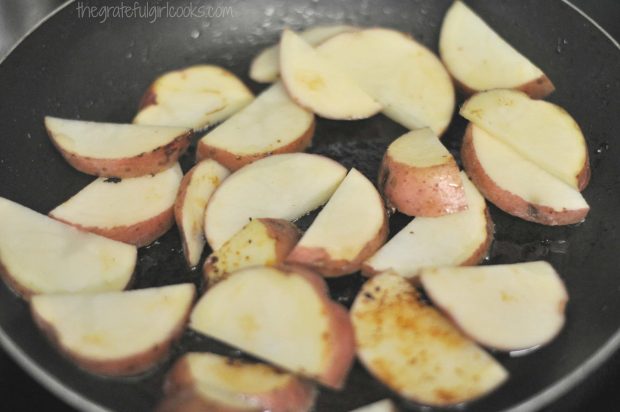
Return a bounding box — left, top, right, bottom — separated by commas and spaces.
440, 1, 554, 98
134, 65, 254, 129
286, 169, 387, 277
175, 160, 230, 268
190, 265, 355, 389
204, 153, 347, 250
318, 28, 455, 135
461, 124, 589, 225
362, 173, 492, 278
45, 116, 191, 178
157, 352, 316, 412
50, 164, 183, 247
0, 197, 136, 299
279, 29, 382, 120
31, 284, 195, 376
461, 89, 589, 190
197, 83, 315, 171
250, 25, 356, 83
420, 262, 568, 351
349, 399, 398, 412
351, 272, 508, 406
379, 128, 466, 217
204, 218, 301, 288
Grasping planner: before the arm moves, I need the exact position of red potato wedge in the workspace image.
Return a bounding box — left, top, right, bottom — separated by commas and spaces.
420, 262, 568, 351
349, 399, 397, 412
157, 352, 316, 412
279, 29, 382, 120
175, 160, 231, 268
204, 153, 347, 250
0, 197, 136, 299
190, 265, 355, 389
318, 28, 455, 135
44, 116, 191, 178
250, 25, 357, 83
351, 272, 508, 406
378, 128, 466, 217
440, 1, 554, 98
204, 218, 301, 288
196, 83, 315, 171
286, 168, 387, 277
50, 164, 183, 247
462, 124, 589, 225
362, 172, 492, 278
460, 89, 589, 190
134, 65, 254, 129
31, 284, 195, 376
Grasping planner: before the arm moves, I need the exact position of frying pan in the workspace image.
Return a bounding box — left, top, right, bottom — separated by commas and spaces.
0, 0, 619, 411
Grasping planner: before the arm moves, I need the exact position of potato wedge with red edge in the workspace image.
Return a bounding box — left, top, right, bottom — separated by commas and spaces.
44, 116, 191, 178
440, 1, 554, 98
379, 128, 466, 217
461, 124, 589, 225
204, 218, 301, 288
362, 172, 492, 278
175, 160, 230, 268
0, 197, 136, 299
196, 83, 315, 171
279, 29, 381, 120
134, 65, 254, 129
31, 284, 195, 376
318, 28, 455, 135
250, 25, 357, 83
190, 265, 355, 389
460, 89, 589, 190
156, 352, 316, 412
286, 168, 387, 277
50, 164, 182, 247
420, 262, 568, 351
351, 272, 508, 406
204, 153, 347, 250
349, 399, 398, 412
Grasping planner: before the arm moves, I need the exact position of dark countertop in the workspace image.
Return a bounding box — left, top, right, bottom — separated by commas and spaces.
0, 1, 619, 411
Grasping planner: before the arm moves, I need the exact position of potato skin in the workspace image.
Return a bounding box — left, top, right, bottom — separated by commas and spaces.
453, 74, 555, 100
461, 123, 589, 225
379, 152, 467, 217
47, 128, 191, 178
196, 120, 315, 172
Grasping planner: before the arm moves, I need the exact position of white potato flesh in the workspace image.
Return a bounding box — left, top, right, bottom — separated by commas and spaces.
388, 128, 454, 167
250, 25, 356, 83
420, 262, 568, 351
50, 164, 182, 229
461, 89, 587, 189
318, 28, 455, 134
204, 153, 346, 250
291, 168, 384, 261
279, 29, 382, 120
440, 1, 547, 91
44, 117, 190, 159
134, 65, 253, 129
349, 399, 397, 412
0, 197, 136, 296
363, 173, 488, 278
31, 284, 194, 360
177, 160, 230, 267
471, 125, 588, 211
351, 272, 508, 406
198, 83, 313, 155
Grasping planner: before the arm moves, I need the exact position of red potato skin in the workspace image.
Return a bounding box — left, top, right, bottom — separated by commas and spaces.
378, 153, 467, 217
461, 123, 590, 225
196, 120, 316, 172
30, 288, 195, 377
50, 206, 175, 248
47, 128, 191, 179
452, 74, 555, 100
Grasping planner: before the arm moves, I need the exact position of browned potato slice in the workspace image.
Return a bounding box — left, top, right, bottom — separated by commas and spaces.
204, 218, 300, 288
379, 128, 466, 217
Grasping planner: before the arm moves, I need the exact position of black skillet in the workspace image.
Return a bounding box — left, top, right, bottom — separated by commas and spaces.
0, 0, 619, 411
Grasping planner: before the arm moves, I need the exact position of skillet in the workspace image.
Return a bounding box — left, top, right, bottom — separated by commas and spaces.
0, 0, 619, 411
